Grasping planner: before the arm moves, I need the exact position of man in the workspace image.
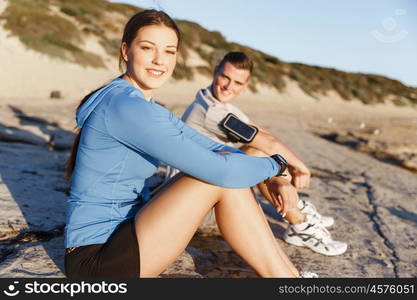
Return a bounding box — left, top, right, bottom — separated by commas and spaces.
180, 52, 347, 256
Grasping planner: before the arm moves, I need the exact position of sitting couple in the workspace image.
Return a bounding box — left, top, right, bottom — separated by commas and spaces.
168, 51, 347, 256
64, 9, 345, 279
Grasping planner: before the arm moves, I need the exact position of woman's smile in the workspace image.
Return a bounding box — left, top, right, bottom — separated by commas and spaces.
146, 68, 165, 78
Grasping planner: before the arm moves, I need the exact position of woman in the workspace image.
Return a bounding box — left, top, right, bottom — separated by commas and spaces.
64, 9, 313, 278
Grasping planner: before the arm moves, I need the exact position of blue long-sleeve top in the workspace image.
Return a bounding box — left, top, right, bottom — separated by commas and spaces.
65, 77, 280, 248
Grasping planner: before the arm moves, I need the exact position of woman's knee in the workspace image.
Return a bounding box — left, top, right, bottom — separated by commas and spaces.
178, 174, 228, 194
160, 172, 253, 205
215, 186, 254, 205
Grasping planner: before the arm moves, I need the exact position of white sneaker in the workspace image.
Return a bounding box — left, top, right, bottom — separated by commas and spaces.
299, 271, 318, 278
299, 200, 334, 228
283, 214, 348, 256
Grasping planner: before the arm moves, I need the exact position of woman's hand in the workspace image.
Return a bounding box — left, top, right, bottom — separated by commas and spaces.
288, 163, 311, 189
264, 176, 300, 216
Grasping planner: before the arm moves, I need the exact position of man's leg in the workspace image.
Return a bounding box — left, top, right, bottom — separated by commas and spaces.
241, 145, 348, 256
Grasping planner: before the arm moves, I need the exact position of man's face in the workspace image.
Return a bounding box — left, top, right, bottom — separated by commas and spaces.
212, 62, 250, 103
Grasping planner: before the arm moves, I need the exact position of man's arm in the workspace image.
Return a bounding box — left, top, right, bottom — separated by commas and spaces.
246, 121, 311, 189
243, 145, 305, 224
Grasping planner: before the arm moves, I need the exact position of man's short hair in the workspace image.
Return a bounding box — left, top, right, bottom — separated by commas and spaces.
216, 52, 253, 74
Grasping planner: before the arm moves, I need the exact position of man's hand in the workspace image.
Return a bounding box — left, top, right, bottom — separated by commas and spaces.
244, 123, 311, 189
264, 177, 300, 216
288, 163, 311, 189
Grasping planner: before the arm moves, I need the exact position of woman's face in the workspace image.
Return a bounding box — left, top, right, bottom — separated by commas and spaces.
122, 25, 178, 99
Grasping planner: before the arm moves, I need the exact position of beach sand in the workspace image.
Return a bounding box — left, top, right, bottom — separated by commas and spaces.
0, 6, 416, 276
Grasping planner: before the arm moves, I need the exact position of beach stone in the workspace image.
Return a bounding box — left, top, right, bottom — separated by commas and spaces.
161, 247, 204, 278
401, 154, 417, 172
0, 124, 48, 146
0, 236, 64, 278
49, 129, 76, 150
50, 90, 62, 99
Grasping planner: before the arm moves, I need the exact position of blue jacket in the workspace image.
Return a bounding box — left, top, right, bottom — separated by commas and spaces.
65, 77, 280, 248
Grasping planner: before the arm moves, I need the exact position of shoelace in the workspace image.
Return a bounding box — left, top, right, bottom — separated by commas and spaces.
309, 219, 332, 242
300, 200, 318, 215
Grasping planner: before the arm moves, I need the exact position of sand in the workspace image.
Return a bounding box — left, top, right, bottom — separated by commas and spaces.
0, 7, 416, 277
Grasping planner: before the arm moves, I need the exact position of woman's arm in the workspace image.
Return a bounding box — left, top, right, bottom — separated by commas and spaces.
170, 110, 243, 154
247, 121, 311, 189
105, 95, 279, 188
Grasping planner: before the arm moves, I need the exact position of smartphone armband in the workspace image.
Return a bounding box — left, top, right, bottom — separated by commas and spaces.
219, 113, 258, 143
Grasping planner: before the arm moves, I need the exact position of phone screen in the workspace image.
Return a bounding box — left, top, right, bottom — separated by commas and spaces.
225, 116, 256, 140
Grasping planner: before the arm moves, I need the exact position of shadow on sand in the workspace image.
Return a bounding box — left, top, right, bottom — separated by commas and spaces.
0, 106, 75, 275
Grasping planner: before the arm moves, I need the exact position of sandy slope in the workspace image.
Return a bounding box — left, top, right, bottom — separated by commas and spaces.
0, 0, 117, 100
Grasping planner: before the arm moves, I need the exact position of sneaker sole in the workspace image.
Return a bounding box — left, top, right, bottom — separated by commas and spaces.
284, 235, 347, 256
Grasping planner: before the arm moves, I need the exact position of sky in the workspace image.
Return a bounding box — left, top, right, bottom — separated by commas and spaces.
111, 0, 417, 87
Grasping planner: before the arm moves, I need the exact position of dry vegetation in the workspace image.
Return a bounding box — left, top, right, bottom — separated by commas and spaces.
1, 0, 416, 105
0, 0, 137, 67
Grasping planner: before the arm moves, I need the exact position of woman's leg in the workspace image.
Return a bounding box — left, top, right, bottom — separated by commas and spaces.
251, 198, 300, 275
214, 187, 299, 277
134, 174, 299, 278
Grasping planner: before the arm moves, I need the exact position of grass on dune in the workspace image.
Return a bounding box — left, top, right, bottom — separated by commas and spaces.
1, 0, 416, 105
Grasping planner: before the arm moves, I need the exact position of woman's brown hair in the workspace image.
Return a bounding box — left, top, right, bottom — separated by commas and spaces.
65, 10, 181, 180
119, 9, 181, 72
